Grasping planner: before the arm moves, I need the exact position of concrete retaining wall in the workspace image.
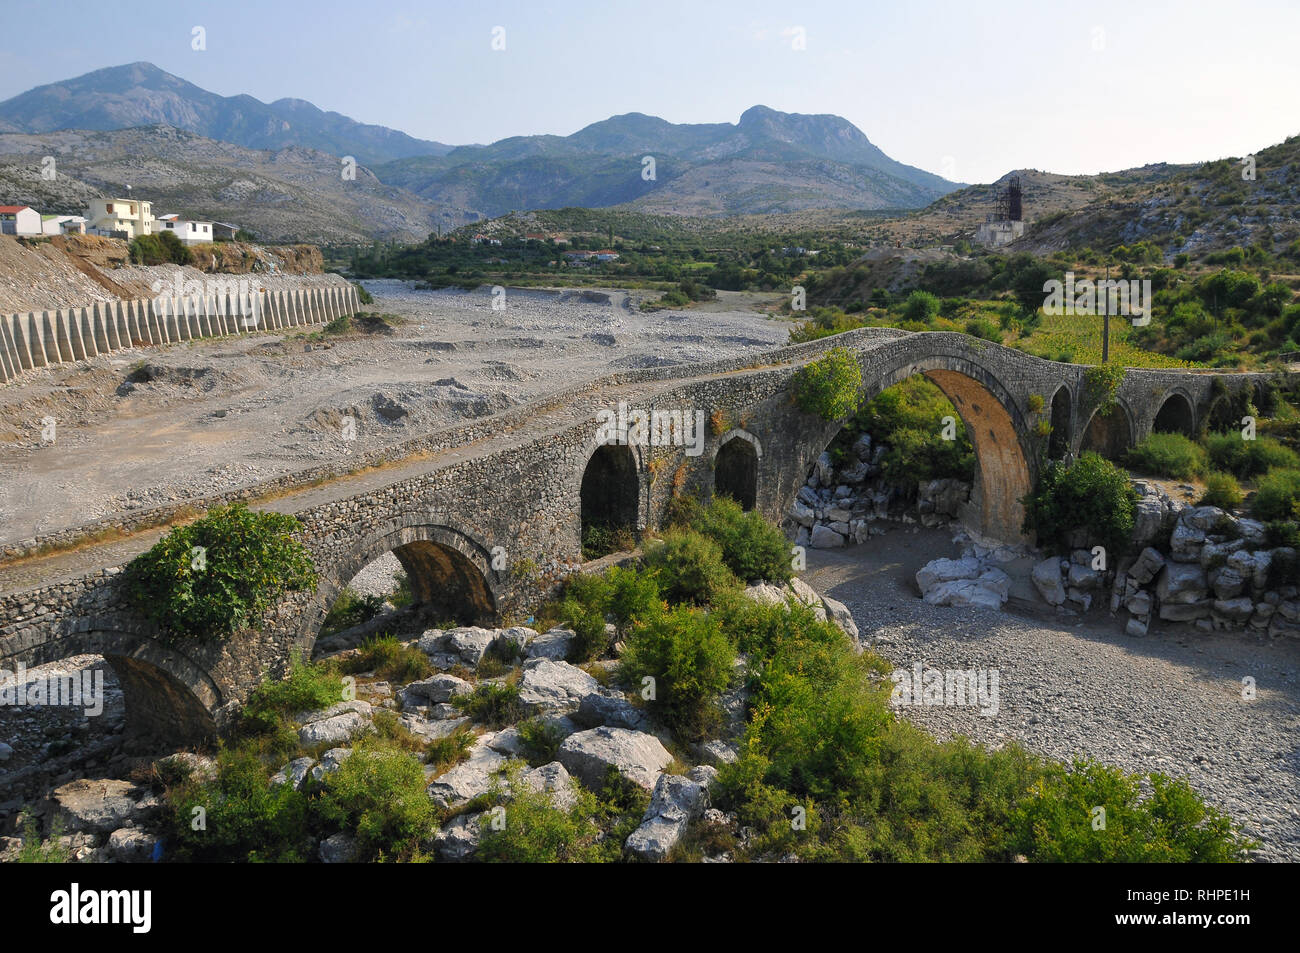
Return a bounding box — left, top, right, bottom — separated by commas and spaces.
0, 282, 362, 384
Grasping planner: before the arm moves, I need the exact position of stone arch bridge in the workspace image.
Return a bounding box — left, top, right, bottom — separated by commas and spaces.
0, 328, 1274, 747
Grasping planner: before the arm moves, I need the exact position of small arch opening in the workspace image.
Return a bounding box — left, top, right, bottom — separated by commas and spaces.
715, 436, 758, 510
580, 443, 640, 559
1080, 406, 1133, 459
1153, 392, 1195, 436
1049, 386, 1071, 459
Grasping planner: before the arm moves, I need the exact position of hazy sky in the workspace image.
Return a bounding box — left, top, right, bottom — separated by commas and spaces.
4, 0, 1297, 183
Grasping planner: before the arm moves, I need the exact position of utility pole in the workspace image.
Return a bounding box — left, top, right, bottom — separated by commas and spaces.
1102, 264, 1111, 364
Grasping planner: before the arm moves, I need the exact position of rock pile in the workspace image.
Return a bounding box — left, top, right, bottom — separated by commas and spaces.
788, 436, 971, 549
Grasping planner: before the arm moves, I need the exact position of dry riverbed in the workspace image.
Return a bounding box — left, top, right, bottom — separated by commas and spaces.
804, 525, 1300, 863
0, 282, 789, 546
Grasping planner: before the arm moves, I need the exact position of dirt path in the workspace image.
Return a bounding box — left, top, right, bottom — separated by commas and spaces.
803, 525, 1300, 862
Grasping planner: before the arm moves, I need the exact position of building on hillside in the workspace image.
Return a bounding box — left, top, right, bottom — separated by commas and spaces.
157, 213, 215, 245
212, 222, 240, 241
40, 214, 87, 235
0, 205, 43, 235
86, 197, 154, 238
592, 249, 620, 262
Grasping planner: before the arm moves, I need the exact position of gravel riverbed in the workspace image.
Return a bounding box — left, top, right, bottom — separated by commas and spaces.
804, 524, 1300, 862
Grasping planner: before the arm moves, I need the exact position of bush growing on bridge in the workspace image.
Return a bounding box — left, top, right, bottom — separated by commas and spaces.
1021, 452, 1137, 556
1083, 363, 1126, 417
124, 503, 317, 641
1124, 432, 1207, 480
792, 346, 863, 421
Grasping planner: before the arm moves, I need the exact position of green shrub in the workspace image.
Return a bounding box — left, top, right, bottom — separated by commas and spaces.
846, 376, 974, 489
1010, 760, 1252, 862
1199, 472, 1244, 509
1204, 433, 1300, 478
1022, 452, 1137, 556
1083, 363, 1126, 416
1125, 433, 1206, 480
474, 762, 619, 862
313, 742, 437, 861
1250, 467, 1300, 521
641, 528, 738, 606
336, 634, 431, 683
516, 718, 566, 766
1264, 520, 1300, 548
320, 587, 385, 637
964, 318, 1001, 342
604, 565, 665, 631
792, 347, 863, 421
427, 729, 474, 771
130, 230, 192, 266
676, 496, 793, 584
712, 577, 1252, 862
166, 748, 310, 862
454, 682, 527, 727
353, 282, 374, 305
902, 290, 941, 324
12, 816, 70, 863
617, 604, 735, 741
124, 503, 316, 641
239, 658, 343, 738
556, 595, 609, 662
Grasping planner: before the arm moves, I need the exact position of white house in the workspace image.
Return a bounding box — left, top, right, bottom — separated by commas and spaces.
86, 197, 154, 238
41, 214, 87, 236
157, 214, 215, 245
0, 205, 43, 236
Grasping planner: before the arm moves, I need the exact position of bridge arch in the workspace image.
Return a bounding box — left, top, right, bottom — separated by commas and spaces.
713, 429, 762, 510
578, 439, 643, 551
1048, 384, 1072, 459
791, 348, 1037, 542
0, 619, 220, 749
1079, 401, 1136, 459
299, 520, 500, 652
1153, 390, 1196, 436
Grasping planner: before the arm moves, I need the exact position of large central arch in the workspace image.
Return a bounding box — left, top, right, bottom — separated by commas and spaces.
820, 349, 1037, 543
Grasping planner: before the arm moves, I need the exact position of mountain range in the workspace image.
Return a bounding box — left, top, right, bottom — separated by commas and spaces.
0, 63, 962, 238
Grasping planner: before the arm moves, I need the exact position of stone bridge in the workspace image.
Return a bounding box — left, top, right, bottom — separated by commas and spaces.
0, 327, 1274, 748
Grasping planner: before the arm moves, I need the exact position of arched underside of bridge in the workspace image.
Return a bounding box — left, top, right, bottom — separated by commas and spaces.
1079, 403, 1136, 459
580, 443, 641, 543
0, 623, 220, 750
714, 432, 760, 511
300, 522, 500, 654
795, 354, 1037, 544
1153, 391, 1196, 436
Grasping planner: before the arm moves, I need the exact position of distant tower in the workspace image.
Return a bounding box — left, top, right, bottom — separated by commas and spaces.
1006, 175, 1023, 222
976, 175, 1026, 247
